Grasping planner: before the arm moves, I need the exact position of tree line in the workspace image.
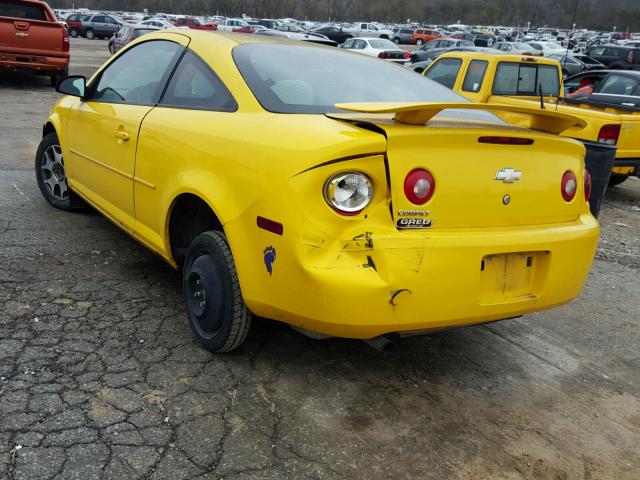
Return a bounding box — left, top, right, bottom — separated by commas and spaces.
49, 0, 640, 31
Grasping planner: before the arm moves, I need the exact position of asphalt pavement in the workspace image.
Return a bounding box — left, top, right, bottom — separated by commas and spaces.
0, 38, 639, 480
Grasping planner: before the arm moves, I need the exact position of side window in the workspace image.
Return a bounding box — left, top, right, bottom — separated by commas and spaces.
360, 24, 367, 30
462, 60, 488, 92
342, 39, 354, 49
633, 85, 640, 96
354, 40, 366, 49
161, 50, 237, 111
92, 16, 105, 23
600, 75, 638, 95
441, 40, 453, 48
590, 47, 605, 56
90, 40, 182, 105
425, 58, 462, 89
415, 29, 423, 35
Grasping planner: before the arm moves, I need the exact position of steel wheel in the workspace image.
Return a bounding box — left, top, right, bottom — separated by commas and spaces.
40, 145, 68, 201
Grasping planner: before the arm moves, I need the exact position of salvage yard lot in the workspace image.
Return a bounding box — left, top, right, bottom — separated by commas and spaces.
0, 38, 639, 480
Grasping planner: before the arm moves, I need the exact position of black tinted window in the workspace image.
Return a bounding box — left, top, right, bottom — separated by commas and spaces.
0, 1, 46, 20
493, 62, 560, 96
91, 40, 182, 105
462, 60, 488, 92
425, 58, 462, 89
161, 50, 237, 111
232, 44, 496, 120
92, 16, 105, 23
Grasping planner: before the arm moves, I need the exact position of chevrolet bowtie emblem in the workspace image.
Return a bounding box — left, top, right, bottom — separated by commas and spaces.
495, 168, 522, 183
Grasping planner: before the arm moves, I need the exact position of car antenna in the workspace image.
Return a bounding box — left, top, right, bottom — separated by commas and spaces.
539, 83, 545, 109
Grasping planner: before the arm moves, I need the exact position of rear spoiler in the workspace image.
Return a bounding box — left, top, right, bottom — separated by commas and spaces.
330, 102, 587, 135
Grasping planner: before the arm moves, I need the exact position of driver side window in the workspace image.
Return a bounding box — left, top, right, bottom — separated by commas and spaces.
89, 40, 182, 105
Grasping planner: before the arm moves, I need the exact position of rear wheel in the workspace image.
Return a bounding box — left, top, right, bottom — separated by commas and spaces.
416, 39, 424, 46
608, 174, 628, 187
183, 231, 252, 353
69, 28, 78, 38
393, 37, 401, 44
85, 28, 95, 39
35, 133, 86, 211
49, 68, 67, 87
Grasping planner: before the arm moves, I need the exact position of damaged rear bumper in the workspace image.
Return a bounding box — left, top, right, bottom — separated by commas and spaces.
228, 212, 599, 339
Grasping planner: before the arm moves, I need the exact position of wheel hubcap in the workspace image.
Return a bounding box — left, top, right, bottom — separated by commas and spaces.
186, 254, 224, 339
40, 145, 68, 201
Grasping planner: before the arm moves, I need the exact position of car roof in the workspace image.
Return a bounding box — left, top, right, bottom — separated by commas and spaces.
437, 51, 559, 65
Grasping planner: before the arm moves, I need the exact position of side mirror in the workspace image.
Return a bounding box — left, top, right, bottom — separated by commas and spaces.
56, 75, 86, 97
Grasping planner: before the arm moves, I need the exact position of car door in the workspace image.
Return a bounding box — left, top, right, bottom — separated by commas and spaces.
134, 49, 238, 253
65, 38, 187, 232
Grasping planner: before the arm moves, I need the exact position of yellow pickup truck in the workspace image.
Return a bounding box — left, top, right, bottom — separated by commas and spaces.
423, 52, 640, 213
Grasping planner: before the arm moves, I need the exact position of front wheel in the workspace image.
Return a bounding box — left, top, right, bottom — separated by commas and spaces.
35, 133, 86, 211
183, 231, 252, 353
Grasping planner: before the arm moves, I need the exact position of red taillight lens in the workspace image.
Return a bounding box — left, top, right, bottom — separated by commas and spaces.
62, 27, 69, 52
378, 52, 388, 59
598, 124, 621, 145
561, 170, 577, 202
404, 169, 435, 205
402, 51, 410, 59
584, 170, 592, 201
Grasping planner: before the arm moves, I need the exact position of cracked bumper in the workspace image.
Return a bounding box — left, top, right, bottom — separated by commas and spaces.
228, 213, 599, 339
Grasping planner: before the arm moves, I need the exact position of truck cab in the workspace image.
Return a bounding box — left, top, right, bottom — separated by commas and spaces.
424, 52, 640, 186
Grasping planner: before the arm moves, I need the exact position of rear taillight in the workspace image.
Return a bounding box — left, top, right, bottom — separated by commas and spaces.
598, 124, 620, 145
402, 52, 410, 59
478, 136, 534, 145
404, 169, 435, 205
561, 170, 577, 202
378, 52, 388, 59
584, 170, 592, 201
62, 27, 69, 52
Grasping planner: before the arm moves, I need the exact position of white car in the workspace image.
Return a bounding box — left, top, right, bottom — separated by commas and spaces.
341, 37, 411, 64
216, 18, 249, 32
139, 19, 180, 29
526, 41, 567, 56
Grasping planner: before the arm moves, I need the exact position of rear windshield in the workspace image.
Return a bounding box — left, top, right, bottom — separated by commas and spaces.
0, 0, 47, 20
493, 62, 560, 96
233, 43, 501, 123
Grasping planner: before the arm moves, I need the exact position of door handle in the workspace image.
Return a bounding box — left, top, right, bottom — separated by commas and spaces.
115, 130, 130, 142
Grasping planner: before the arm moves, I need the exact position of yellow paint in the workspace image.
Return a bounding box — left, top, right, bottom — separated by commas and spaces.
44, 31, 599, 339
424, 52, 640, 179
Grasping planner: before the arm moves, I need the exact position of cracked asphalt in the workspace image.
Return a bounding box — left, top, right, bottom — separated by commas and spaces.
1, 38, 639, 480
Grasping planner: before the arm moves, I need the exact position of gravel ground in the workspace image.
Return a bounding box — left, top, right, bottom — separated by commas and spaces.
0, 38, 639, 480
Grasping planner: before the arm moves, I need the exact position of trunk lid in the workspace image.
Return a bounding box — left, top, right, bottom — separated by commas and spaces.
329, 102, 589, 229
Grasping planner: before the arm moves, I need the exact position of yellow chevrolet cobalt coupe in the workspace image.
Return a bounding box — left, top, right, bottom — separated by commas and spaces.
36, 31, 599, 352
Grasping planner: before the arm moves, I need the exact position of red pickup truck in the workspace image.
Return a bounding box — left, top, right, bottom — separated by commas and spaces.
0, 0, 70, 85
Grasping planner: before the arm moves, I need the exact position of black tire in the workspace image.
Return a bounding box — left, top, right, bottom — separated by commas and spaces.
69, 28, 78, 38
85, 28, 95, 39
393, 37, 401, 44
49, 68, 68, 87
183, 231, 252, 353
35, 132, 87, 211
416, 39, 424, 46
608, 174, 628, 187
